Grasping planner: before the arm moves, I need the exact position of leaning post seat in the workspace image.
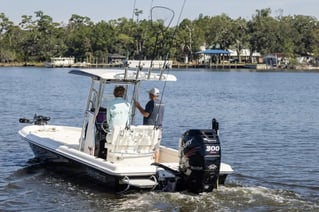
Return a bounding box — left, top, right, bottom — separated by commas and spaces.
105, 125, 162, 165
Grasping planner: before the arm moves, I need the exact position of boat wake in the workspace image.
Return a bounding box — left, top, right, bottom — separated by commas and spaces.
5, 163, 318, 211
231, 172, 319, 203
117, 185, 319, 211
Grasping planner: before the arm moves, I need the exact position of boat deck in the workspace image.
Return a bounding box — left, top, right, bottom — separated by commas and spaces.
20, 125, 81, 148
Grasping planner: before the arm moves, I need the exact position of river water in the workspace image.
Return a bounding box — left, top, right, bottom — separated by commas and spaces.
0, 67, 318, 211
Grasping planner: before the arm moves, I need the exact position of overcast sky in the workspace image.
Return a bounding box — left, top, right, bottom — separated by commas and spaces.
1, 0, 318, 24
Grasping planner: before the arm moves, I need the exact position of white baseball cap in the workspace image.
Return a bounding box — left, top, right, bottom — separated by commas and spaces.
148, 88, 160, 96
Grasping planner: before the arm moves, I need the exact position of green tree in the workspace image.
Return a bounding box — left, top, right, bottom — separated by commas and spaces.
1, 8, 319, 66
65, 14, 94, 62
33, 11, 65, 61
248, 8, 279, 55
115, 17, 137, 58
18, 14, 38, 62
90, 20, 117, 63
205, 14, 233, 49
290, 15, 318, 55
0, 13, 17, 62
175, 19, 193, 63
230, 18, 249, 62
311, 25, 319, 65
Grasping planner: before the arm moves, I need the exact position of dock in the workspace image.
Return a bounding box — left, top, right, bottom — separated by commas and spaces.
172, 63, 257, 69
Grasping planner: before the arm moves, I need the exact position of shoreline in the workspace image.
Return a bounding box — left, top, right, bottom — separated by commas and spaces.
1, 62, 319, 71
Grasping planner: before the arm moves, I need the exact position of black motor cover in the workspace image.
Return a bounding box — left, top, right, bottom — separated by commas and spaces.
179, 129, 221, 193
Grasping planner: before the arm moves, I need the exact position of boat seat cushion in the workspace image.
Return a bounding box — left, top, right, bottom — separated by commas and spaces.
105, 125, 161, 164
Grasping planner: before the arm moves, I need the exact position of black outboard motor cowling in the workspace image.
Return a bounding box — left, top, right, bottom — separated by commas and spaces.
179, 129, 221, 193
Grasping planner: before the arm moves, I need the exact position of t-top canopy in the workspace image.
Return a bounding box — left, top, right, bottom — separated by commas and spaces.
69, 68, 177, 82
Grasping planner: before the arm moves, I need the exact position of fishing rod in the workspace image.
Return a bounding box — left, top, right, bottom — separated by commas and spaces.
148, 0, 187, 126
158, 0, 187, 79
129, 0, 187, 126
147, 5, 175, 80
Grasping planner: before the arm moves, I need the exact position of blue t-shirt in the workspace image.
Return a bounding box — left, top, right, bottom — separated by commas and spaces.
143, 99, 164, 126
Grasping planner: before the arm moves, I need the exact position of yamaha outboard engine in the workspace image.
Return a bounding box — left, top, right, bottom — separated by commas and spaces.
178, 121, 221, 193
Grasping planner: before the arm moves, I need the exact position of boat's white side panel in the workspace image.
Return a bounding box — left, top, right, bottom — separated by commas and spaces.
19, 124, 233, 177
57, 145, 157, 176
19, 125, 157, 176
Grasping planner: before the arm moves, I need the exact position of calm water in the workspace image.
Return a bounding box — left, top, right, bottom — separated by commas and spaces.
0, 67, 318, 211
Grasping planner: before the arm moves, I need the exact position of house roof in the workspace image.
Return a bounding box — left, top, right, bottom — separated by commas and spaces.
196, 49, 230, 55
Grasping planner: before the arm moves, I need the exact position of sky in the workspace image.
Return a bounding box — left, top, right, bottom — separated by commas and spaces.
1, 0, 319, 25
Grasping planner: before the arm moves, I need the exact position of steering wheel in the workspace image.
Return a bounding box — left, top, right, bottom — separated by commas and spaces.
101, 119, 109, 134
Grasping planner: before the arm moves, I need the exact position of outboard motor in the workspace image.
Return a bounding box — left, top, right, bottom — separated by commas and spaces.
178, 126, 221, 193
153, 119, 221, 193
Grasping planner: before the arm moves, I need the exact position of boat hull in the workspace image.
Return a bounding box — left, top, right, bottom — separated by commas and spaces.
19, 124, 233, 191
28, 141, 70, 163
27, 140, 152, 191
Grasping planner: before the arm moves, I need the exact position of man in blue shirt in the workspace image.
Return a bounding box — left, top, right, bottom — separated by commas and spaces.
134, 87, 164, 162
106, 86, 130, 131
134, 87, 164, 126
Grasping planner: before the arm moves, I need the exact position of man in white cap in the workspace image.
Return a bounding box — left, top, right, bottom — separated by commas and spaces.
134, 87, 164, 126
135, 87, 164, 162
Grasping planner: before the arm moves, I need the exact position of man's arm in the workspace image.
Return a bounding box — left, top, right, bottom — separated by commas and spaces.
135, 101, 150, 118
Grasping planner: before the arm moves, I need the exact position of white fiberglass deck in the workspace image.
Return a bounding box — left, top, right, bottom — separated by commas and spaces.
19, 125, 81, 148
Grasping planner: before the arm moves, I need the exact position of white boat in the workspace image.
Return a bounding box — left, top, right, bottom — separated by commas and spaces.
127, 60, 172, 69
19, 68, 233, 193
45, 57, 75, 68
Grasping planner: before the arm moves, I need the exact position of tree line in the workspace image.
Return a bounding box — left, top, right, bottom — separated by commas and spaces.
0, 8, 318, 65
